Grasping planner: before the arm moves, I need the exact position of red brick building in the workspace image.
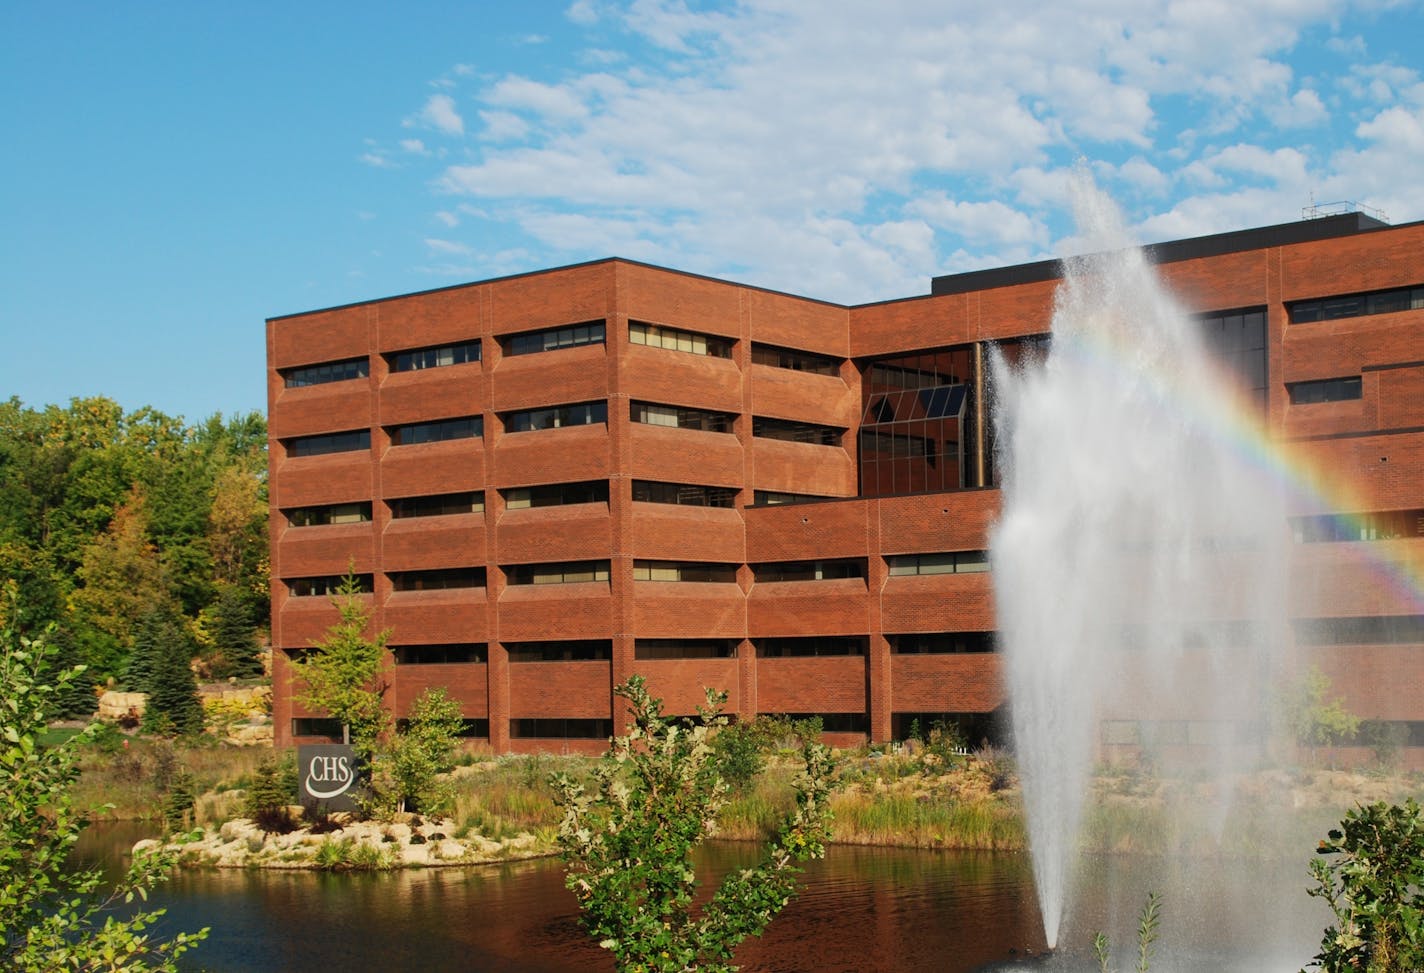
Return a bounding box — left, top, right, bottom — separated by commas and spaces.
267, 212, 1424, 758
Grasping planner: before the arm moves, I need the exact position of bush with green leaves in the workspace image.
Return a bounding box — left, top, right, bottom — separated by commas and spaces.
1, 588, 207, 971
552, 676, 836, 973
1305, 798, 1424, 972
380, 687, 465, 815
244, 755, 297, 834
711, 718, 766, 792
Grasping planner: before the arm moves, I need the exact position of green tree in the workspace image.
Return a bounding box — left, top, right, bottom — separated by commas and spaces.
72, 490, 176, 678
1285, 666, 1361, 760
381, 688, 465, 815
208, 583, 263, 679
141, 623, 204, 737
292, 573, 391, 760
244, 756, 297, 834
0, 589, 207, 970
1305, 798, 1424, 973
551, 676, 836, 973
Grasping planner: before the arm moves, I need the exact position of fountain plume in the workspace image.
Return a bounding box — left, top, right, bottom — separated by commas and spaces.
990, 176, 1290, 949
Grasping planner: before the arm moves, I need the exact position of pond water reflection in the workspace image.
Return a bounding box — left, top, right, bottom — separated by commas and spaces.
76, 825, 1323, 972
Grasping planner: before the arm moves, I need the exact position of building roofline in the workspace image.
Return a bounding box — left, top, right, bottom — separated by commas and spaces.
269, 213, 1416, 322
929, 212, 1398, 297
267, 256, 847, 324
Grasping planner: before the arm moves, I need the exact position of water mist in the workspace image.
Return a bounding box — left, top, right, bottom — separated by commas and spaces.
990, 181, 1292, 952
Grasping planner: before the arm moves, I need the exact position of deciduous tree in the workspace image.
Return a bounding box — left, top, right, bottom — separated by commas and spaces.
552, 676, 836, 973
0, 587, 207, 970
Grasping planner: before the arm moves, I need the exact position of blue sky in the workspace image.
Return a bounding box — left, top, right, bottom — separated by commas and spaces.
3, 0, 1422, 424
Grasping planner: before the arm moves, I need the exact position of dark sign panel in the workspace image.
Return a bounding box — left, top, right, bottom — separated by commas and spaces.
297, 744, 361, 812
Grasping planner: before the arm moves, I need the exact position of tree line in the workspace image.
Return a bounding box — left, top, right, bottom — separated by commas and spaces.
0, 396, 269, 722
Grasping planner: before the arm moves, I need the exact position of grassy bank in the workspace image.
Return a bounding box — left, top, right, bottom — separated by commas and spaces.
72, 733, 1423, 863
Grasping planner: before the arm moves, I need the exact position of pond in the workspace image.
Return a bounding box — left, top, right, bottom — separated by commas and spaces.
76, 824, 1325, 972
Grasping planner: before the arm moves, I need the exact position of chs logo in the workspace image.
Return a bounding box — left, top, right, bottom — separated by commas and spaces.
304, 754, 355, 799
297, 744, 362, 810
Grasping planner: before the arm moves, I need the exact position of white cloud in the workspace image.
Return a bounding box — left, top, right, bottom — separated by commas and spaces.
566, 1, 600, 27
425, 237, 473, 255
1278, 88, 1329, 127
486, 77, 590, 121
434, 211, 459, 228
414, 94, 465, 136
400, 139, 428, 154
381, 0, 1422, 301
479, 111, 530, 141
360, 152, 396, 169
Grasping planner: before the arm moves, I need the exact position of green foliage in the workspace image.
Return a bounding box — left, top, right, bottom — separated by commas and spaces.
1285, 666, 1361, 754
380, 688, 466, 815
292, 573, 391, 761
0, 587, 208, 970
0, 396, 268, 684
1305, 798, 1424, 973
163, 770, 197, 833
1093, 891, 1162, 973
711, 719, 766, 792
552, 676, 836, 973
208, 583, 263, 679
244, 756, 298, 834
136, 610, 204, 737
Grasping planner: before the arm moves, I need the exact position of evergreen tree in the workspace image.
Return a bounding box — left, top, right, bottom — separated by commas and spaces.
294, 573, 391, 760
210, 584, 262, 679
140, 617, 204, 736
125, 608, 166, 693
40, 626, 97, 720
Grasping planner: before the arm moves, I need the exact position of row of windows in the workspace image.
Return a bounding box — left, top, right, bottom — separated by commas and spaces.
506, 480, 609, 509
1287, 376, 1362, 405
283, 322, 847, 383
629, 320, 732, 358
392, 340, 481, 373
283, 343, 481, 389
631, 401, 732, 432
755, 559, 864, 582
1291, 509, 1424, 543
390, 416, 483, 445
285, 402, 852, 456
283, 358, 369, 388
292, 717, 488, 738
887, 551, 990, 575
753, 490, 837, 506
284, 547, 991, 595
504, 320, 606, 357
752, 417, 842, 446
285, 479, 733, 525
504, 560, 610, 586
390, 568, 487, 591
506, 401, 606, 433
382, 635, 992, 663
750, 344, 840, 375
1290, 285, 1424, 323
633, 480, 737, 508
633, 561, 739, 583
287, 502, 372, 526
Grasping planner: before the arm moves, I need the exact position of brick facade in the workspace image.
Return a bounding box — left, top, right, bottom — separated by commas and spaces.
268, 215, 1424, 760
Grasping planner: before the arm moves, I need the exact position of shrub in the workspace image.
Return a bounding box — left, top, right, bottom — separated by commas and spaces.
1305, 798, 1424, 972
712, 719, 766, 792
552, 676, 836, 973
244, 756, 297, 834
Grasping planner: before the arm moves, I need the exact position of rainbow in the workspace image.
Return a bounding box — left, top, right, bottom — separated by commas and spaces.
1043, 307, 1424, 619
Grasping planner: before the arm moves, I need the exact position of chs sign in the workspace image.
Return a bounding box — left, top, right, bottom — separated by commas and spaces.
297, 744, 362, 812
